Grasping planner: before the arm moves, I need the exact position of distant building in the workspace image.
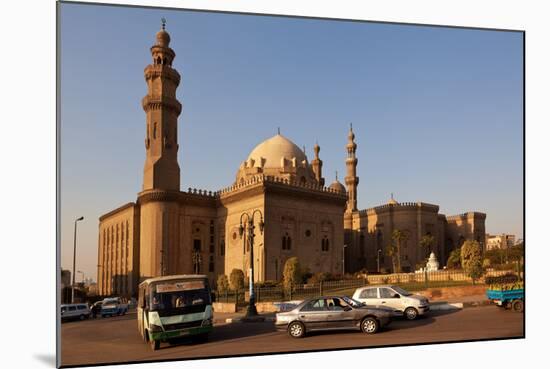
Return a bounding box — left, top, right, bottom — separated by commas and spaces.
486, 234, 516, 250
61, 269, 71, 289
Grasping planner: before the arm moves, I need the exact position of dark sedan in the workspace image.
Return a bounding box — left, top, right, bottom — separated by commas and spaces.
275, 296, 393, 338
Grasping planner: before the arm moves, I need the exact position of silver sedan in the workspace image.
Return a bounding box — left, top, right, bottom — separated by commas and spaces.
275, 296, 393, 338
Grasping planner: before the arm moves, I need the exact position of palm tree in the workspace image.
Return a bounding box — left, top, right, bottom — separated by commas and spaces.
391, 229, 409, 273
419, 234, 436, 259
386, 242, 398, 274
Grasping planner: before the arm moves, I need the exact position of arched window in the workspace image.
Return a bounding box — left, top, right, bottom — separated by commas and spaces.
282, 233, 292, 250
300, 176, 306, 185
321, 236, 329, 252
220, 239, 225, 256
153, 122, 157, 139
156, 56, 161, 65
163, 58, 167, 65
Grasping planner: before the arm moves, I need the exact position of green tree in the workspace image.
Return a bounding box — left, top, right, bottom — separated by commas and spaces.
461, 240, 483, 284
446, 249, 462, 269
391, 229, 409, 273
283, 257, 302, 291
217, 274, 229, 293
419, 234, 435, 258
229, 268, 245, 290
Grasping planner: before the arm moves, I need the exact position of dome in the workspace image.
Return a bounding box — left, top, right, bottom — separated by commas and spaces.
329, 180, 346, 193
156, 29, 170, 47
246, 134, 307, 168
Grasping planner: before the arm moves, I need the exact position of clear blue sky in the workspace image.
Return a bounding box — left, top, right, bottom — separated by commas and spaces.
60, 3, 523, 281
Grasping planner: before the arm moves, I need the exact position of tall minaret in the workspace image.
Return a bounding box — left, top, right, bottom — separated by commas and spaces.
311, 141, 325, 186
142, 19, 182, 191
345, 124, 359, 212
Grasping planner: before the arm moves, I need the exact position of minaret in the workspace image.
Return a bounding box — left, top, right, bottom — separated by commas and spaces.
139, 21, 183, 281
142, 19, 182, 191
311, 141, 325, 186
345, 124, 359, 212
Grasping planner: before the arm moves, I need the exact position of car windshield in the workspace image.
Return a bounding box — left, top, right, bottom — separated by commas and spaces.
149, 279, 210, 312
103, 298, 119, 304
342, 296, 364, 307
391, 286, 412, 296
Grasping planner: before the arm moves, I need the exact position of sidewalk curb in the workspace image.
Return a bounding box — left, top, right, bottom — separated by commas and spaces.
224, 316, 276, 324
430, 299, 491, 310
429, 302, 463, 311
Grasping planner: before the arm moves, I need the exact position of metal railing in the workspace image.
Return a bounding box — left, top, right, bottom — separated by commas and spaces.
214, 269, 520, 304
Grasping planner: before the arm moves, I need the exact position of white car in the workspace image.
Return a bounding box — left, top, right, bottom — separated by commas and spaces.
61, 303, 91, 321
352, 285, 429, 320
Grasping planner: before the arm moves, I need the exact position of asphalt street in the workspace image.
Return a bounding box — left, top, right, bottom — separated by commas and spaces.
61, 306, 524, 367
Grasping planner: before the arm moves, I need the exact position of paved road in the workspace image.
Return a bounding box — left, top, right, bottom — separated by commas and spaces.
61, 306, 524, 367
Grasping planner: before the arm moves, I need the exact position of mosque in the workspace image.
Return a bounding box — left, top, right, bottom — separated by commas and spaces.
96, 25, 486, 297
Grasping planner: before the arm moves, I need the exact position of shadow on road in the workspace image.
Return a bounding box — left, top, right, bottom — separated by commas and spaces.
158, 322, 278, 350
384, 309, 460, 331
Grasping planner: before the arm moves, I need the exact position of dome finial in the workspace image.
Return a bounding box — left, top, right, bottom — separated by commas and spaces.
335, 170, 338, 181
161, 17, 166, 30
277, 127, 280, 135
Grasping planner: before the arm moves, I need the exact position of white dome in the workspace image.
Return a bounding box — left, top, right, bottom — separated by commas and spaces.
246, 134, 306, 168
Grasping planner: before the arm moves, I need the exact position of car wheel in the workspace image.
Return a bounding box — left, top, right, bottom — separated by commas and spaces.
149, 332, 160, 350
511, 300, 524, 313
79, 314, 85, 321
288, 321, 306, 338
404, 307, 418, 320
361, 317, 379, 334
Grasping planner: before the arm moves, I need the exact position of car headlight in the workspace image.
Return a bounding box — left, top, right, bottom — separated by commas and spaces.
149, 324, 163, 333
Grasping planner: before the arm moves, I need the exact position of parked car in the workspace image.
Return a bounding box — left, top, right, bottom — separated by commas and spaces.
90, 301, 103, 318
275, 296, 393, 338
61, 303, 91, 321
352, 285, 429, 320
100, 297, 128, 317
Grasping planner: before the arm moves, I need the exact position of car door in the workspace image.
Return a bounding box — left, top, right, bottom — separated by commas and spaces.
379, 287, 402, 312
67, 305, 77, 318
298, 298, 329, 330
325, 298, 356, 329
358, 287, 380, 306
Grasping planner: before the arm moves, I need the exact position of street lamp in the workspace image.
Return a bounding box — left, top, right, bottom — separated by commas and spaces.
342, 244, 348, 275
377, 249, 382, 273
72, 216, 84, 303
77, 270, 85, 284
239, 209, 264, 318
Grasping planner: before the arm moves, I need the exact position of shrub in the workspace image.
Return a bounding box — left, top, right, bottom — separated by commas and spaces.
354, 268, 369, 279
229, 268, 245, 290
307, 272, 333, 284
283, 257, 302, 291
461, 240, 483, 284
484, 273, 519, 285
446, 249, 462, 269
216, 274, 229, 293
301, 266, 313, 284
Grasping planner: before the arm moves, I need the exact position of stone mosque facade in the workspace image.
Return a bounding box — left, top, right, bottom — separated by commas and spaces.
97, 26, 486, 297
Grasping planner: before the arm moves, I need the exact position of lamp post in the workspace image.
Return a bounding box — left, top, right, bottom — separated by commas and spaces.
377, 249, 382, 273
72, 216, 84, 303
239, 210, 264, 318
77, 270, 85, 284
342, 244, 348, 275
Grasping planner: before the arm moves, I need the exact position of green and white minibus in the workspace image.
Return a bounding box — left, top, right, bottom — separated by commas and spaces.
137, 275, 214, 350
